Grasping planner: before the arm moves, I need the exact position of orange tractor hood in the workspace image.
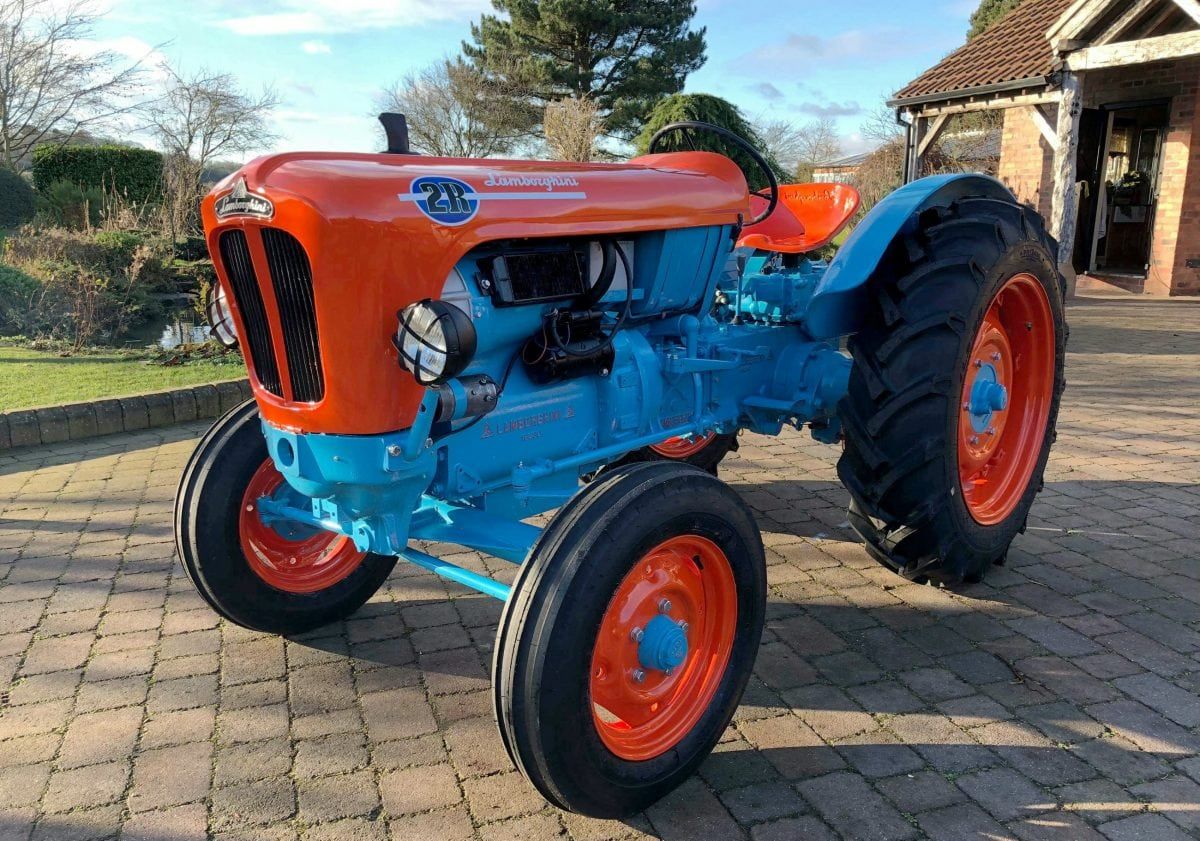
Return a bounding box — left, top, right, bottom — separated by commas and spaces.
201, 151, 750, 436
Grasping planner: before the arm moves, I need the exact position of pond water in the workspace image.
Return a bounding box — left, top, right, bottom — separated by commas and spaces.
158, 318, 211, 349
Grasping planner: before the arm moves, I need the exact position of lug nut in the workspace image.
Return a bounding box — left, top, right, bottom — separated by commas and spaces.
962, 402, 970, 411
987, 427, 997, 436
630, 627, 644, 643
664, 668, 674, 676
678, 621, 689, 634
658, 598, 672, 614
632, 669, 645, 684
386, 445, 401, 456
974, 359, 983, 368
969, 435, 980, 446
991, 352, 1002, 362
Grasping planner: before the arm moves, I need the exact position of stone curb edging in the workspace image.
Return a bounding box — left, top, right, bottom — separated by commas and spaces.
0, 379, 252, 451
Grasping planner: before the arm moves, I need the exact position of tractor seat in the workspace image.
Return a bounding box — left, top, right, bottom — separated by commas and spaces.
738, 183, 861, 254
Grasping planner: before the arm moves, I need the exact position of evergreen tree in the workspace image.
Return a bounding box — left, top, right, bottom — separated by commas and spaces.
968, 0, 1021, 39
634, 94, 789, 189
464, 0, 706, 137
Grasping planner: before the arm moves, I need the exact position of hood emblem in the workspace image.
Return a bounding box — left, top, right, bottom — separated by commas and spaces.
216, 178, 274, 220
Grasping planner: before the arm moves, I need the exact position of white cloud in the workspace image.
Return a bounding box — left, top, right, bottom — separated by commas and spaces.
220, 0, 491, 35
301, 40, 332, 54
732, 29, 924, 76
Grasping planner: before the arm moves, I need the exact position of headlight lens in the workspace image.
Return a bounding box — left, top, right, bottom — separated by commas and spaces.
395, 299, 477, 385
206, 283, 239, 348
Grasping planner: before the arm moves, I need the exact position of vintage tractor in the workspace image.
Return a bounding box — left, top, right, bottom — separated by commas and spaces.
178, 117, 1066, 818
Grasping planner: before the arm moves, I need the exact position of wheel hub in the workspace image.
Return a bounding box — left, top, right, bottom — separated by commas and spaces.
957, 273, 1056, 525
638, 614, 688, 673
589, 534, 737, 761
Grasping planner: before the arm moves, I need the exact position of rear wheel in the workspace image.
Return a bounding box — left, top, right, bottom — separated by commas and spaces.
837, 196, 1066, 586
175, 400, 396, 634
493, 462, 765, 817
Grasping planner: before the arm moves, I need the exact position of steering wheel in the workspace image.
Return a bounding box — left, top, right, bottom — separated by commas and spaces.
648, 120, 779, 225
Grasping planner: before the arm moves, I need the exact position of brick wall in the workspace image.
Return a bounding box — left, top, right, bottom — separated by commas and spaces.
999, 106, 1056, 221
996, 57, 1200, 296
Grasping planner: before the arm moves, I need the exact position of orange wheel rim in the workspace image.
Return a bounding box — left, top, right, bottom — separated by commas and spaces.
958, 273, 1056, 525
589, 535, 737, 761
650, 432, 715, 459
239, 459, 366, 594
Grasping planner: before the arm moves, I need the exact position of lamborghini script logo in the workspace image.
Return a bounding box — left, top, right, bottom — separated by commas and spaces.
215, 178, 274, 220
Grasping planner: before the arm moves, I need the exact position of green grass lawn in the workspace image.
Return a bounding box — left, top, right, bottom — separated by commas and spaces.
0, 345, 245, 411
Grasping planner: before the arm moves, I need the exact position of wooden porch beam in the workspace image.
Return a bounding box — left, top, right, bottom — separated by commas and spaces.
1030, 105, 1060, 150
1095, 0, 1159, 45
1050, 73, 1082, 271
917, 114, 950, 157
1170, 0, 1200, 26
1064, 29, 1200, 69
911, 89, 1060, 118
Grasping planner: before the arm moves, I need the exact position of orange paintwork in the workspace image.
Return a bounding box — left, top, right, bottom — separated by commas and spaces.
958, 273, 1055, 526
589, 535, 737, 761
202, 151, 749, 436
738, 182, 861, 253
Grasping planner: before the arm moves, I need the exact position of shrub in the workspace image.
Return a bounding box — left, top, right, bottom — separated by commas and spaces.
0, 169, 37, 228
0, 264, 42, 335
32, 145, 164, 205
37, 180, 107, 230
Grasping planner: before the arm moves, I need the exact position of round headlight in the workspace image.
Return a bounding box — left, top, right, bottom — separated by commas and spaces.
206, 283, 239, 348
395, 299, 477, 385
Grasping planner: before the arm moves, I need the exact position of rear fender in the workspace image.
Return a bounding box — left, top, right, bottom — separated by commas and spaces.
804, 174, 1016, 339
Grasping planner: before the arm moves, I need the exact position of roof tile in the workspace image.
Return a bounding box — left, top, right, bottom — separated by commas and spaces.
894, 0, 1074, 102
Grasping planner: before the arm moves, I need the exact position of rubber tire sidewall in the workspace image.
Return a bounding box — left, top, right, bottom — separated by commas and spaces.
176, 401, 396, 635
495, 463, 765, 818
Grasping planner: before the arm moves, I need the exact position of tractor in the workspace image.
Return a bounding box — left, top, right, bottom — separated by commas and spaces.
178, 116, 1066, 818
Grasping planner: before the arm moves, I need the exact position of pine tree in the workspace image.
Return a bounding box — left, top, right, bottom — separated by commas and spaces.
464, 0, 706, 137
634, 94, 789, 189
968, 0, 1022, 39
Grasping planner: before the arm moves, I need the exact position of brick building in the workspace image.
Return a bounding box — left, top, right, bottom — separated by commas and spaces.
891, 0, 1200, 296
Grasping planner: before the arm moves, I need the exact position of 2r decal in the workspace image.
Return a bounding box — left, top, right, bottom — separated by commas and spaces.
407, 176, 480, 226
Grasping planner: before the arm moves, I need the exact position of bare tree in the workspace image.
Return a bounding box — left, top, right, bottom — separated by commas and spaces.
142, 66, 279, 237
793, 118, 842, 182
378, 58, 529, 158
0, 0, 145, 171
542, 97, 601, 162
753, 118, 806, 174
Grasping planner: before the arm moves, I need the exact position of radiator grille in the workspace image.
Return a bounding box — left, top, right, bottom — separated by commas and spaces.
218, 230, 283, 397
261, 228, 325, 403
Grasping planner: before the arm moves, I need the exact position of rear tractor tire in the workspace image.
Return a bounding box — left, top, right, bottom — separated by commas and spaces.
493, 462, 766, 818
837, 196, 1067, 586
175, 400, 396, 635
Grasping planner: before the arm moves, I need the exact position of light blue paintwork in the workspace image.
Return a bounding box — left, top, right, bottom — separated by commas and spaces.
254, 173, 1017, 600
806, 174, 1015, 339
638, 614, 689, 673
967, 364, 1008, 434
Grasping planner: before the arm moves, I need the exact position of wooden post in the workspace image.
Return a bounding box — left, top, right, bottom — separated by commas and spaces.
1050, 72, 1082, 287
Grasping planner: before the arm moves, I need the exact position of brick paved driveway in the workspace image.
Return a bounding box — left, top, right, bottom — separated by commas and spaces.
1, 297, 1199, 841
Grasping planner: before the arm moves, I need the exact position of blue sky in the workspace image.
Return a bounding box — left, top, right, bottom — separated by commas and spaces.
91, 0, 979, 160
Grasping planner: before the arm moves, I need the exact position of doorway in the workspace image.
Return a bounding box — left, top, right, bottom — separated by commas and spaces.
1088, 101, 1170, 289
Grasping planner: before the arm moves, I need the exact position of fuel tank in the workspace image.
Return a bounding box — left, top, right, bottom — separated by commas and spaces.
201, 151, 749, 436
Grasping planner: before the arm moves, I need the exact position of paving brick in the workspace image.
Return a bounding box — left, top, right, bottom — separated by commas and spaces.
57, 706, 142, 769
918, 803, 1014, 841
296, 769, 380, 822
128, 742, 212, 812
41, 761, 128, 813
1098, 813, 1193, 841
210, 778, 296, 830
798, 772, 917, 841
379, 763, 461, 816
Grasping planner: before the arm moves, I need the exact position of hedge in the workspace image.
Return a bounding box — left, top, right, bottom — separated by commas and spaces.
0, 169, 37, 228
32, 145, 164, 204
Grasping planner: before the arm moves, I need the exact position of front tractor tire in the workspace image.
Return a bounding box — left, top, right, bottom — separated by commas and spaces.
493, 462, 766, 818
838, 196, 1066, 586
175, 400, 396, 635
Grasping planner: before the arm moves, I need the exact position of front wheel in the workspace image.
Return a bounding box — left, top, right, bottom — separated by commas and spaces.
837, 196, 1067, 586
606, 431, 739, 476
174, 400, 396, 634
493, 462, 765, 818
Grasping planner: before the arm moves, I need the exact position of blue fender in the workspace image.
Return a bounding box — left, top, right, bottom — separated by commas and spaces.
805, 174, 1017, 340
